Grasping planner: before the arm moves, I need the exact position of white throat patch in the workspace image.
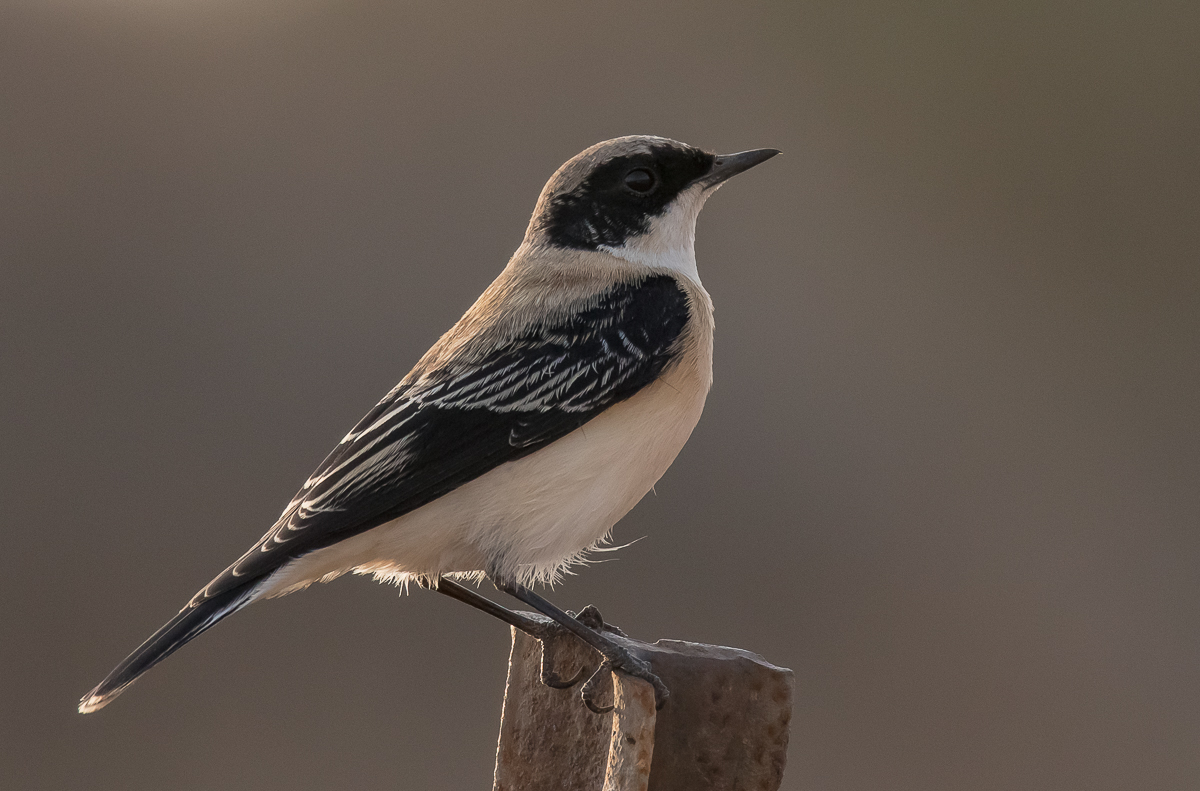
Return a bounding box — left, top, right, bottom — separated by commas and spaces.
599, 184, 713, 285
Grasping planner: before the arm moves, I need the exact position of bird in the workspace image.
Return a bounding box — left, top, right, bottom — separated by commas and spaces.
79, 135, 779, 715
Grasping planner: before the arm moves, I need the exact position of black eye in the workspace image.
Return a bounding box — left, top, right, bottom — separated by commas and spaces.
623, 168, 656, 193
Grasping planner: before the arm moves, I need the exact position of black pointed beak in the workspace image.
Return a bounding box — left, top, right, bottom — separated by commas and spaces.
697, 148, 781, 188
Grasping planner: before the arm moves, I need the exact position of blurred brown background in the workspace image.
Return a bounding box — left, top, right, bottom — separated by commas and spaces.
2, 1, 1198, 789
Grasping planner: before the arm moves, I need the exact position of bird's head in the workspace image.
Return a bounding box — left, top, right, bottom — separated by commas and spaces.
524, 136, 779, 280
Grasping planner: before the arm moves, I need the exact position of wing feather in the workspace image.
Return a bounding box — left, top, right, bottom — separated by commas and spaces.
192, 274, 690, 603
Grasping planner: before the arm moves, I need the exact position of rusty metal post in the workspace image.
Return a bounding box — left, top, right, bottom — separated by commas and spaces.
492, 611, 793, 791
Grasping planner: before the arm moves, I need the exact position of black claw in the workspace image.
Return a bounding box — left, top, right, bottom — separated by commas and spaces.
579, 653, 670, 713
540, 656, 587, 689
533, 622, 588, 690
581, 661, 615, 714
650, 675, 670, 710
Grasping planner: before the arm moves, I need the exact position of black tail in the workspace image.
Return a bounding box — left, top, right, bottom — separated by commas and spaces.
78, 581, 258, 713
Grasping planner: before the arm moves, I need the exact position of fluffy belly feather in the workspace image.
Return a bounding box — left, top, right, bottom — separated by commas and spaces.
259, 353, 709, 596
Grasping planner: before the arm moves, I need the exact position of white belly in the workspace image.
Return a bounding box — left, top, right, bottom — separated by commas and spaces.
259, 353, 710, 596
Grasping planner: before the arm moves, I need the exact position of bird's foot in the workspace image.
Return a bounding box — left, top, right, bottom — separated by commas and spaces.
531, 605, 605, 690
579, 644, 669, 714
480, 575, 668, 712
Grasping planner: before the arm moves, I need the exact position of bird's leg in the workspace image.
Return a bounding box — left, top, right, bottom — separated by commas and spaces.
490, 575, 669, 712
424, 577, 587, 690
426, 577, 544, 633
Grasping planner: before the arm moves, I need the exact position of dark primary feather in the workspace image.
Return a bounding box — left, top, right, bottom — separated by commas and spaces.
78, 582, 257, 713
195, 273, 691, 603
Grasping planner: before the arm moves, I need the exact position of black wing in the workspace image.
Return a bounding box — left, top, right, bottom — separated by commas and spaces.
196, 273, 691, 602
